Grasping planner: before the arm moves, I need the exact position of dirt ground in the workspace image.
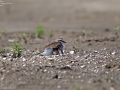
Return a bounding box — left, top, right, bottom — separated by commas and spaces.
0, 29, 120, 90
0, 0, 120, 90
0, 0, 120, 32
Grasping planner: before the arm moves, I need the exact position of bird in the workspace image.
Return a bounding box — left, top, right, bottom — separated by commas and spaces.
41, 38, 66, 56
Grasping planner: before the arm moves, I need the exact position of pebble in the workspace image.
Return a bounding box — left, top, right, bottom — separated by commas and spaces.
57, 85, 61, 89
111, 51, 116, 55
69, 50, 75, 54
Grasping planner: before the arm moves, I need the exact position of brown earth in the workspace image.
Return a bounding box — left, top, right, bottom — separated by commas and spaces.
0, 30, 120, 90
0, 0, 120, 90
0, 0, 120, 32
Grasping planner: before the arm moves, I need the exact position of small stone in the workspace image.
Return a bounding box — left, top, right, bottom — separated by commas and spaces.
23, 58, 26, 61
110, 87, 115, 90
57, 85, 61, 89
8, 39, 15, 42
111, 51, 116, 55
2, 57, 6, 60
93, 50, 98, 53
23, 64, 27, 67
69, 50, 75, 54
53, 74, 58, 79
81, 65, 86, 68
47, 58, 54, 60
1, 75, 5, 81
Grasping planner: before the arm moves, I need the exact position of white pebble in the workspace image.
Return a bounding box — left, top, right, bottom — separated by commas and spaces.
69, 50, 74, 54
81, 65, 86, 68
23, 58, 26, 61
2, 57, 6, 60
57, 85, 61, 88
8, 39, 15, 42
111, 51, 116, 55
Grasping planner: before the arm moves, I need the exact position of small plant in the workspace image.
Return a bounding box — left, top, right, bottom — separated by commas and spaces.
74, 85, 83, 90
117, 38, 120, 42
113, 26, 119, 36
0, 47, 6, 57
113, 26, 119, 32
0, 29, 5, 36
118, 87, 120, 90
0, 59, 5, 63
104, 76, 110, 82
90, 30, 96, 35
21, 33, 26, 37
21, 33, 27, 43
12, 42, 22, 58
35, 24, 44, 38
80, 30, 86, 36
0, 47, 5, 53
73, 46, 79, 53
104, 76, 114, 83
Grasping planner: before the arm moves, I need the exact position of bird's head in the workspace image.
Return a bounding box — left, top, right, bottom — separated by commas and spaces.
55, 38, 66, 47
55, 38, 66, 43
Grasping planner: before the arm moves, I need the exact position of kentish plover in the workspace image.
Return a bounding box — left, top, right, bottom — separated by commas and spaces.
41, 38, 66, 56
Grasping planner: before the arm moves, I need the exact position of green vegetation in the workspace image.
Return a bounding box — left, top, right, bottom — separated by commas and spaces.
74, 85, 83, 90
0, 29, 5, 36
113, 26, 119, 36
104, 76, 110, 82
0, 47, 6, 57
73, 46, 79, 53
118, 87, 120, 90
21, 33, 26, 37
90, 30, 96, 35
117, 38, 120, 42
0, 59, 5, 63
12, 42, 22, 58
104, 76, 114, 83
0, 47, 5, 53
36, 24, 44, 38
21, 33, 27, 43
80, 30, 86, 36
113, 26, 119, 32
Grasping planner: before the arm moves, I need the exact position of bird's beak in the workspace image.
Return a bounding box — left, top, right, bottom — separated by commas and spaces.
63, 41, 66, 43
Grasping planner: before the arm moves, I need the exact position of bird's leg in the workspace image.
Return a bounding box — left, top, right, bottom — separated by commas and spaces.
59, 48, 65, 56
58, 49, 61, 56
61, 49, 64, 55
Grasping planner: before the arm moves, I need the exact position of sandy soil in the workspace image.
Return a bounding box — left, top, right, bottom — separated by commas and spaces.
0, 0, 120, 90
0, 30, 120, 90
0, 0, 120, 31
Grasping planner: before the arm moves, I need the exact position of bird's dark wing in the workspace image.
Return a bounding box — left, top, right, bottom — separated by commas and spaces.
44, 42, 61, 49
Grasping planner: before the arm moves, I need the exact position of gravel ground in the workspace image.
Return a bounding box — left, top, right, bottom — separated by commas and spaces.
0, 30, 120, 90
0, 0, 120, 90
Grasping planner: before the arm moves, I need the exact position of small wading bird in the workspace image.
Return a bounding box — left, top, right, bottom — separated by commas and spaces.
41, 38, 66, 56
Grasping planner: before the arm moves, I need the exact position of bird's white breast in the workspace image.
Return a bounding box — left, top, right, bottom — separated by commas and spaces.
41, 48, 53, 56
